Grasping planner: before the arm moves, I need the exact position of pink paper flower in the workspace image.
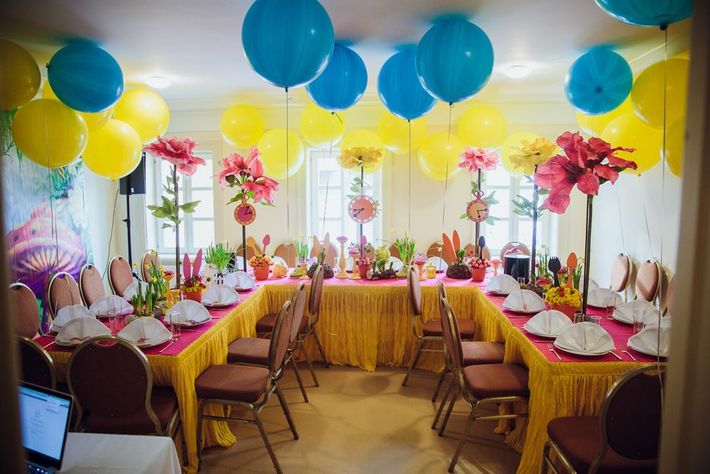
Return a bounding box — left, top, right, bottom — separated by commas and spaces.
217, 147, 263, 187
242, 176, 279, 205
534, 132, 637, 214
144, 136, 206, 176
459, 146, 499, 173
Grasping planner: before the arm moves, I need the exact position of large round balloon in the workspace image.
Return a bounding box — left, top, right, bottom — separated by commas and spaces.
341, 129, 385, 173
300, 104, 344, 146
43, 82, 112, 131
258, 129, 305, 179
601, 113, 662, 174
417, 132, 464, 181
47, 44, 124, 113
220, 104, 264, 148
12, 99, 88, 168
378, 45, 436, 120
306, 43, 367, 111
377, 112, 427, 155
82, 119, 142, 180
595, 0, 692, 27
416, 18, 494, 104
665, 119, 685, 177
113, 88, 170, 143
501, 131, 541, 175
576, 97, 632, 136
631, 58, 689, 128
242, 0, 334, 89
565, 47, 632, 115
458, 104, 507, 148
0, 39, 40, 110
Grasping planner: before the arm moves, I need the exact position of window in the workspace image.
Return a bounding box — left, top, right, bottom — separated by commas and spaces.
146, 151, 215, 255
306, 148, 382, 241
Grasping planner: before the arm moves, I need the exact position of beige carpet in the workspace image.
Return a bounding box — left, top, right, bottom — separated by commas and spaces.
198, 365, 520, 473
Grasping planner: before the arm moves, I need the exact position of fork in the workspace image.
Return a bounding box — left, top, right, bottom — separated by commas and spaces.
547, 343, 562, 361
622, 349, 638, 361
158, 340, 175, 353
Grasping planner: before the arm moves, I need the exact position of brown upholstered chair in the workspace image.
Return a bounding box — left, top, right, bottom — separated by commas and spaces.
542, 364, 665, 474
499, 241, 531, 261
140, 250, 160, 282
195, 300, 298, 473
610, 253, 632, 295
634, 259, 661, 303
18, 337, 56, 389
463, 243, 491, 261
79, 264, 105, 307
67, 336, 180, 437
10, 282, 41, 338
228, 284, 310, 402
274, 242, 297, 268
427, 241, 444, 260
434, 292, 529, 472
108, 256, 134, 297
47, 272, 83, 318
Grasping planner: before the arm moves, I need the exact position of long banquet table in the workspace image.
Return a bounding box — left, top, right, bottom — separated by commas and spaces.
36, 272, 658, 473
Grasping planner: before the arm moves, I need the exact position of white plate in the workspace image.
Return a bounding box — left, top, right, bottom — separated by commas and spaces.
553, 340, 610, 357
126, 333, 172, 349
487, 290, 509, 296
502, 305, 540, 315
523, 326, 558, 338
94, 308, 134, 319
173, 318, 210, 328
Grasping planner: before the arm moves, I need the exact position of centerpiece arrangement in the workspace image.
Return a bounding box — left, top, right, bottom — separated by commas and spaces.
290, 235, 310, 279
442, 230, 471, 280
392, 234, 416, 278
307, 234, 335, 279
127, 262, 169, 322
249, 253, 273, 281
543, 252, 582, 319
458, 146, 500, 254
180, 250, 206, 302
204, 242, 234, 286
469, 237, 490, 282
370, 245, 397, 280
339, 147, 382, 242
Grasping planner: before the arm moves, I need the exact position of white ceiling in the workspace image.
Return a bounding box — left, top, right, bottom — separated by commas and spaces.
0, 0, 690, 108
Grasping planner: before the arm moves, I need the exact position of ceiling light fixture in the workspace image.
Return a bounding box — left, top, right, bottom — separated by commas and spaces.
145, 75, 172, 89
503, 64, 532, 79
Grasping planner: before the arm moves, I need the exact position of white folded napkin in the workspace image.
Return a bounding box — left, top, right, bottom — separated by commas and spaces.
613, 300, 660, 324
588, 279, 600, 291
271, 256, 288, 268
224, 271, 255, 291
587, 287, 623, 308
56, 316, 110, 346
524, 310, 572, 337
425, 256, 447, 272
503, 290, 545, 313
118, 317, 171, 348
628, 325, 671, 357
388, 257, 404, 271
555, 322, 614, 354
52, 305, 94, 332
121, 281, 139, 300
165, 300, 210, 326
487, 274, 520, 295
90, 295, 134, 317
202, 285, 239, 307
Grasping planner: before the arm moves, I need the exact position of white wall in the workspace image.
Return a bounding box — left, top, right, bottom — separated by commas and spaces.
83, 170, 120, 278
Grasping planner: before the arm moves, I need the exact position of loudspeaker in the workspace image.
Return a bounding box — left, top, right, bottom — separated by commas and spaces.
119, 153, 146, 195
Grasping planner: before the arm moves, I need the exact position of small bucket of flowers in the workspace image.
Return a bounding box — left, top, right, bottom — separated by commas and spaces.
356, 256, 371, 279
249, 254, 273, 281
180, 251, 207, 302
544, 286, 582, 320
470, 257, 490, 282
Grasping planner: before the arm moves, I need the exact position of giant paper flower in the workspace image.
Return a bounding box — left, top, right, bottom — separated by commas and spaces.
458, 146, 499, 173
242, 175, 279, 205
534, 131, 637, 213
144, 136, 206, 176
508, 137, 557, 176
337, 146, 382, 170
217, 147, 262, 187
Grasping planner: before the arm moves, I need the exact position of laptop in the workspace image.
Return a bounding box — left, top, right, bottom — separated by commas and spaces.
18, 383, 74, 474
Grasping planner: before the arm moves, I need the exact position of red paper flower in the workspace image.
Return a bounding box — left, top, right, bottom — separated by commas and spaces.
144, 136, 206, 176
459, 146, 499, 173
217, 147, 263, 187
242, 175, 279, 205
217, 146, 279, 205
534, 132, 636, 213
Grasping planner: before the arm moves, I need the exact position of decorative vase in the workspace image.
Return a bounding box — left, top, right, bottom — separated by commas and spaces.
252, 265, 269, 281
182, 289, 203, 302
299, 262, 310, 280
426, 263, 437, 279
336, 242, 348, 279
471, 267, 486, 282
395, 263, 408, 278
358, 263, 371, 279
547, 303, 578, 320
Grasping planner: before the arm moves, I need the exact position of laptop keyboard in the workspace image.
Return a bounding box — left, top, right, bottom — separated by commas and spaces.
27, 462, 52, 474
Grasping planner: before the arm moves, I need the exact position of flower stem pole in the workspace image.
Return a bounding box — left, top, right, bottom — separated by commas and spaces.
172, 165, 180, 287
242, 224, 247, 272
358, 165, 364, 244
581, 194, 593, 315
475, 169, 481, 254
531, 166, 539, 283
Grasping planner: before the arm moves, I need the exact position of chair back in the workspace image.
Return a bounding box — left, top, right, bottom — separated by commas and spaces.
289, 284, 307, 343
10, 282, 40, 338
635, 259, 661, 302
140, 250, 159, 282
47, 272, 83, 317
463, 243, 491, 260
499, 241, 531, 261
308, 265, 325, 322
18, 337, 56, 389
108, 256, 134, 297
426, 241, 443, 259
67, 336, 160, 433
388, 243, 400, 259
439, 296, 464, 373
407, 266, 422, 317
267, 300, 293, 377
274, 242, 297, 268
593, 365, 665, 470
79, 264, 105, 307
310, 242, 337, 266
610, 253, 632, 293
663, 274, 676, 316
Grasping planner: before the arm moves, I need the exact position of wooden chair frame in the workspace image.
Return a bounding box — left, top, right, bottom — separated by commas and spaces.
18, 336, 57, 389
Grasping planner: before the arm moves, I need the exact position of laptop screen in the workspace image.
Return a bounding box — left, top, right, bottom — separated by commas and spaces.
19, 383, 72, 467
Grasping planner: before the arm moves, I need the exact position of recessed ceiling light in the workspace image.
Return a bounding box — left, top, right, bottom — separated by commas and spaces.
503, 64, 532, 79
145, 75, 171, 89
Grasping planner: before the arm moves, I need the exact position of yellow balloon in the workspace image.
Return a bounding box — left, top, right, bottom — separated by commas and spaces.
44, 81, 113, 130
458, 104, 507, 147
601, 113, 662, 174
0, 39, 40, 110
417, 132, 464, 181
665, 119, 685, 177
114, 88, 170, 143
576, 97, 632, 136
501, 131, 541, 175
631, 58, 689, 128
341, 129, 385, 173
377, 112, 427, 154
300, 104, 344, 146
12, 99, 87, 168
82, 119, 142, 180
257, 129, 304, 179
220, 104, 264, 148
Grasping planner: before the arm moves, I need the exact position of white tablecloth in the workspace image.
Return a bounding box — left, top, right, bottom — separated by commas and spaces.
59, 433, 181, 474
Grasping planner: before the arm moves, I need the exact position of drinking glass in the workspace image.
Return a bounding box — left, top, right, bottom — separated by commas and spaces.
168, 309, 181, 341
573, 312, 585, 324
587, 315, 601, 325
632, 312, 645, 334
108, 308, 117, 335
604, 296, 616, 320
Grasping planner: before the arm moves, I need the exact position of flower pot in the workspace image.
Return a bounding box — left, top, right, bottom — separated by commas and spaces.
358, 263, 371, 279
252, 265, 269, 281
547, 303, 578, 320
471, 267, 486, 282
182, 289, 204, 302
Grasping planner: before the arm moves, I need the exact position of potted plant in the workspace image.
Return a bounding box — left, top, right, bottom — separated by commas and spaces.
470, 257, 490, 282
205, 242, 233, 285
180, 250, 206, 301
249, 254, 273, 281
356, 256, 371, 279
442, 231, 471, 280
393, 234, 416, 278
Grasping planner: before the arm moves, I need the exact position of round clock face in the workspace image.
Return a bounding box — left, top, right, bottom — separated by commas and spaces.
234, 202, 256, 226
348, 195, 377, 224
466, 198, 489, 223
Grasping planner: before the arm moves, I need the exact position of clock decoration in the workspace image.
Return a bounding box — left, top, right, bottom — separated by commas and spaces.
458, 146, 500, 254
348, 195, 377, 224
465, 192, 489, 223
338, 146, 383, 240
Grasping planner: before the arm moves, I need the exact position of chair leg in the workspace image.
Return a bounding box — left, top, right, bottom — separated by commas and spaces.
299, 340, 319, 387
401, 338, 425, 387
431, 367, 449, 402
252, 408, 283, 474
438, 386, 459, 436
432, 380, 455, 430
448, 405, 477, 472
311, 331, 329, 368
196, 400, 205, 465
289, 356, 309, 403
274, 384, 299, 440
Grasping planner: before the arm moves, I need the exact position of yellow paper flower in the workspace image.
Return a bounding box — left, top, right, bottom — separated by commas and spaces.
337, 146, 383, 170
508, 137, 557, 176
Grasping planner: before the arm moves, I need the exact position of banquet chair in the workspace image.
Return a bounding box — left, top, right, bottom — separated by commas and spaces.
464, 243, 491, 260
228, 284, 311, 402
427, 241, 444, 260
108, 256, 134, 297
195, 300, 298, 473
499, 241, 531, 261
634, 259, 662, 304
542, 364, 665, 474
10, 282, 41, 338
663, 274, 676, 316
18, 337, 56, 389
610, 253, 633, 301
47, 272, 83, 318
274, 242, 297, 268
79, 264, 105, 307
388, 243, 400, 259
140, 250, 160, 282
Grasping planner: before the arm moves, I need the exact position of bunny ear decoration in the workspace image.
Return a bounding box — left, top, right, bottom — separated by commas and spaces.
182, 253, 191, 282
311, 235, 321, 256
452, 230, 461, 253
323, 232, 331, 248
442, 233, 456, 263
193, 249, 203, 276
262, 234, 271, 254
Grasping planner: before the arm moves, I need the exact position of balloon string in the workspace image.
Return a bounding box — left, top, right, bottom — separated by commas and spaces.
639, 174, 653, 252
442, 104, 453, 235
447, 103, 453, 145
408, 120, 412, 233
322, 137, 333, 238
285, 88, 290, 236
614, 184, 626, 252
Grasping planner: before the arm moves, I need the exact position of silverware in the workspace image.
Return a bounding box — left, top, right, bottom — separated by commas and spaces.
609, 351, 623, 360
547, 343, 562, 361
43, 341, 55, 350
158, 341, 175, 353
622, 349, 638, 361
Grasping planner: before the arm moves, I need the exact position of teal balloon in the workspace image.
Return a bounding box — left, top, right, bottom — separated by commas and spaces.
378, 46, 436, 121
595, 0, 692, 27
242, 0, 334, 89
565, 47, 632, 115
306, 43, 367, 111
47, 44, 124, 113
415, 18, 494, 104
